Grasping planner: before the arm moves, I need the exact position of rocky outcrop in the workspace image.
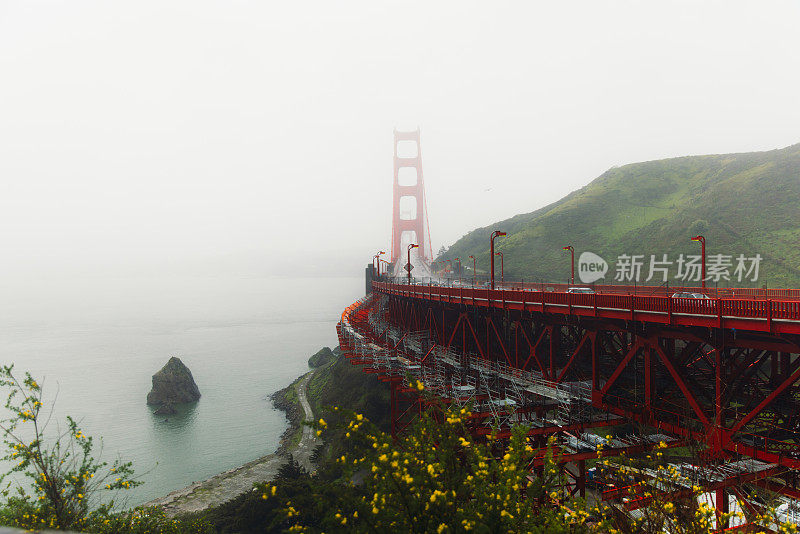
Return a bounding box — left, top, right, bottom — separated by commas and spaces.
147, 357, 201, 406
153, 401, 177, 415
307, 347, 335, 368
271, 377, 305, 456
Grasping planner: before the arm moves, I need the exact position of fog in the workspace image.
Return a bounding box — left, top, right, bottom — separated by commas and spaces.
1, 0, 798, 280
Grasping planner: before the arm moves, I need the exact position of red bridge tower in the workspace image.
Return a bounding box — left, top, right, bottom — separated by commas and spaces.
390, 129, 432, 264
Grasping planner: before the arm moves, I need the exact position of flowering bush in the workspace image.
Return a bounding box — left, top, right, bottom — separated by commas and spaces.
259, 381, 588, 533
254, 379, 799, 534
0, 365, 210, 532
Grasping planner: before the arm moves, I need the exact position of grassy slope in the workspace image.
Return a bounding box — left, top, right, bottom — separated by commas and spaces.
306, 348, 389, 431
442, 143, 800, 287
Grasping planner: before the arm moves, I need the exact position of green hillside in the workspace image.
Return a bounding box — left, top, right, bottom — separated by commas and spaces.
440, 142, 800, 288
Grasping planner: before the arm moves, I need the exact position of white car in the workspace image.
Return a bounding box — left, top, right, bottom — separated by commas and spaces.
566, 287, 596, 294
670, 292, 709, 299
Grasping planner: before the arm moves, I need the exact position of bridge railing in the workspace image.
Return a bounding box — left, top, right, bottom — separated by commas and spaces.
382, 273, 800, 300
373, 280, 800, 333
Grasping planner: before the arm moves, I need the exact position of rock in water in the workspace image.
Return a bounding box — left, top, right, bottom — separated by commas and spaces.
147, 357, 201, 406
153, 401, 177, 415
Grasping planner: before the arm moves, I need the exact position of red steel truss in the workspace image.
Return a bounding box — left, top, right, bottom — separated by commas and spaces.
337, 281, 800, 528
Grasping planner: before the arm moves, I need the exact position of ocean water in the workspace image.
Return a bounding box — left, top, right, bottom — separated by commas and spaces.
0, 275, 363, 506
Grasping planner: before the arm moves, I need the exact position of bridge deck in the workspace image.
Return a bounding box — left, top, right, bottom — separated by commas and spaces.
376, 281, 800, 335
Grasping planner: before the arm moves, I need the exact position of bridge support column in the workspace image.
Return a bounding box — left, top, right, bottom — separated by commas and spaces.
645, 347, 652, 412
549, 326, 560, 380
715, 487, 729, 529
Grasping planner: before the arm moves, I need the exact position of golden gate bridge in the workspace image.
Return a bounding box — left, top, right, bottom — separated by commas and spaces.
342, 130, 800, 530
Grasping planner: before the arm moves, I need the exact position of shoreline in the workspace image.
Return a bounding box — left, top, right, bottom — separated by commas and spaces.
144, 369, 317, 517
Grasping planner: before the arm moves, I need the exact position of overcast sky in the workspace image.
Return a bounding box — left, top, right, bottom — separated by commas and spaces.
1, 1, 798, 279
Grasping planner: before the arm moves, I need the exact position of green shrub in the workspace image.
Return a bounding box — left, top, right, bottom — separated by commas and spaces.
0, 365, 211, 532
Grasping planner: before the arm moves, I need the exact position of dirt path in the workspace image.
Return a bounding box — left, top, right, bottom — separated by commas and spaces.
145, 371, 319, 516
292, 372, 319, 472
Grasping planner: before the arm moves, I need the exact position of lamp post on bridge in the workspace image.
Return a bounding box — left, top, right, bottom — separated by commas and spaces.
406, 244, 419, 285
563, 245, 575, 285
373, 251, 385, 277
454, 258, 462, 285
468, 255, 476, 287
495, 252, 504, 286
691, 235, 706, 289
490, 230, 507, 289
379, 258, 391, 278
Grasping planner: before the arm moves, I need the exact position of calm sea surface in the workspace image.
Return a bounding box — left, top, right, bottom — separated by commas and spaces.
0, 275, 363, 506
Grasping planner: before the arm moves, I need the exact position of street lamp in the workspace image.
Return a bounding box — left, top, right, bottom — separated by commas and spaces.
563, 246, 574, 285
407, 243, 419, 284
490, 230, 507, 289
373, 251, 385, 277
691, 235, 706, 289
468, 255, 477, 287
379, 258, 391, 278
454, 258, 462, 285
495, 252, 504, 286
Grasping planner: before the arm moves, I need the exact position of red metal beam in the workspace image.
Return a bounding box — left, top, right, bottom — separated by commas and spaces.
600, 341, 640, 396
731, 363, 800, 434
623, 466, 781, 511
529, 439, 687, 468
557, 332, 591, 383
519, 324, 547, 374
652, 342, 712, 428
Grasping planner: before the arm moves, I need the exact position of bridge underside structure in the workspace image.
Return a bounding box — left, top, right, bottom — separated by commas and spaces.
338, 282, 800, 528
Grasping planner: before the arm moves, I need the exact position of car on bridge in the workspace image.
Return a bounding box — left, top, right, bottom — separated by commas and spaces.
670, 291, 714, 313
670, 292, 710, 299
566, 287, 596, 294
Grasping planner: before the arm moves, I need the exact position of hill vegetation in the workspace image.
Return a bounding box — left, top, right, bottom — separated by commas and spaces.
441, 143, 800, 288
